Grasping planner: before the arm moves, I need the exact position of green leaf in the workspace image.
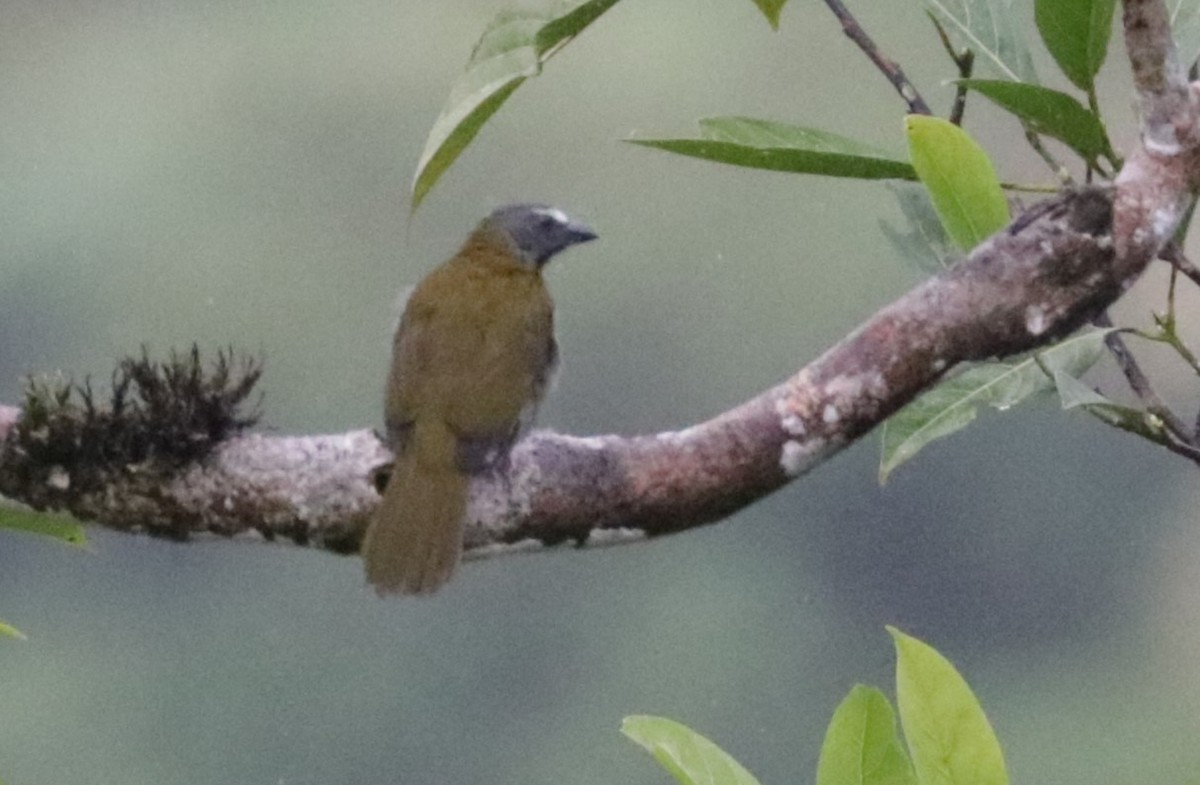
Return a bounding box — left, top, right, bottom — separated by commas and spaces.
958, 79, 1112, 166
880, 364, 1015, 483
696, 117, 881, 150
1170, 0, 1200, 72
888, 627, 1008, 785
905, 115, 1009, 250
1034, 0, 1116, 91
0, 506, 87, 547
622, 715, 762, 785
411, 0, 623, 210
879, 329, 1112, 482
1050, 366, 1115, 409
817, 685, 917, 785
1050, 368, 1172, 441
880, 183, 957, 273
749, 0, 788, 29
629, 117, 916, 180
0, 619, 27, 641
922, 0, 1038, 82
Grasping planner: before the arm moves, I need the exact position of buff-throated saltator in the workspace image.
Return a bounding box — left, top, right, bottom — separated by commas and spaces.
363, 204, 597, 594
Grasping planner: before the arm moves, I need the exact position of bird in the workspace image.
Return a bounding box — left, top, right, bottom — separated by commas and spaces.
363, 203, 597, 595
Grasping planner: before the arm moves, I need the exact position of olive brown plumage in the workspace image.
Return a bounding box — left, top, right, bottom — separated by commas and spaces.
363, 204, 596, 594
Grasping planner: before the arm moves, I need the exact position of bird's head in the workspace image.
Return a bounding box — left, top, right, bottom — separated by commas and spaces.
482, 203, 597, 268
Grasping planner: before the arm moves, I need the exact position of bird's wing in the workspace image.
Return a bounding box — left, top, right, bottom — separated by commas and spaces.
387, 262, 556, 469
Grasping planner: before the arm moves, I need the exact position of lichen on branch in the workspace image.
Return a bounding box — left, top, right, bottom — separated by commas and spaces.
0, 346, 262, 515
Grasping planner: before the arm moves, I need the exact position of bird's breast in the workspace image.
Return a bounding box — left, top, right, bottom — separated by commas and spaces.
388, 260, 555, 437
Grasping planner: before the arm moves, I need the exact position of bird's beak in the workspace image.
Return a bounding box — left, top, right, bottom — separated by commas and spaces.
567, 220, 598, 245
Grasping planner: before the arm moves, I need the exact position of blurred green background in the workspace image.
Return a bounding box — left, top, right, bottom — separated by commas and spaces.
3, 1, 1200, 784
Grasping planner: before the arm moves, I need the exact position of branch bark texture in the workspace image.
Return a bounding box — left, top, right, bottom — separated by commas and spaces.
0, 0, 1197, 570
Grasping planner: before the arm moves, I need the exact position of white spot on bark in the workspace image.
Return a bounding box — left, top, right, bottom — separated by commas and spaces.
780, 440, 806, 476
822, 404, 840, 424
659, 425, 704, 444
781, 414, 806, 436
1144, 131, 1182, 156
586, 527, 647, 546
1025, 305, 1048, 336
466, 538, 546, 560
826, 370, 889, 402
780, 437, 828, 477
774, 396, 807, 436
569, 435, 609, 450
48, 465, 69, 491
1152, 207, 1178, 241
931, 358, 947, 373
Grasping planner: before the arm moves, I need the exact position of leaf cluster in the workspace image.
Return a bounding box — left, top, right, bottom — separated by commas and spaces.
0, 346, 262, 508
410, 0, 1137, 208
623, 628, 1006, 785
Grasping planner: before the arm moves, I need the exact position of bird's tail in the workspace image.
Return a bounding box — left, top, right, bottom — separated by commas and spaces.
363, 420, 468, 595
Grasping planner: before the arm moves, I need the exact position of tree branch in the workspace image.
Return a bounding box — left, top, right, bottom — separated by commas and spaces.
1092, 312, 1191, 441
821, 0, 932, 115
0, 185, 1143, 561
1124, 0, 1192, 154
1, 0, 1197, 575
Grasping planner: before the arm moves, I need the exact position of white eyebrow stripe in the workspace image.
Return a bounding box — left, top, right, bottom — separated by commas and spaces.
532, 206, 569, 225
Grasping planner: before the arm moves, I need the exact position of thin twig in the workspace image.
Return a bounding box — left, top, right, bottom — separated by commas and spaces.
1173, 245, 1200, 441
928, 13, 974, 125
1160, 241, 1200, 289
1093, 312, 1192, 439
1161, 429, 1200, 465
1025, 128, 1076, 185
822, 0, 932, 115
1142, 246, 1200, 378
1000, 181, 1064, 193
949, 51, 974, 125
